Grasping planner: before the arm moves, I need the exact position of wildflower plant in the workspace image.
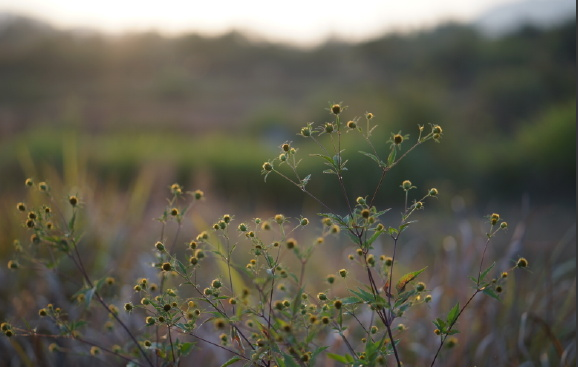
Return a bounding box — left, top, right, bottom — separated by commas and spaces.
4, 103, 526, 367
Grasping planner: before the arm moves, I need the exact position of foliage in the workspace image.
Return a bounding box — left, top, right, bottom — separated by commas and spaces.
2, 104, 560, 367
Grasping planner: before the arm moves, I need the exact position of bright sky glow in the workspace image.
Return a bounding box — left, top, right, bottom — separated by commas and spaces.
0, 0, 524, 45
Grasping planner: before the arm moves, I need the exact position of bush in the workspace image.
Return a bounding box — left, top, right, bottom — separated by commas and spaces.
4, 103, 531, 367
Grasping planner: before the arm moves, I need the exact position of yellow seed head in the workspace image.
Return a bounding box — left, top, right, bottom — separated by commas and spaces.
516, 257, 529, 268
401, 180, 413, 191
331, 104, 342, 115
262, 162, 273, 171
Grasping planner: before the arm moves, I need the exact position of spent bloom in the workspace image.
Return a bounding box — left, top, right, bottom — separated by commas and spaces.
330, 104, 342, 115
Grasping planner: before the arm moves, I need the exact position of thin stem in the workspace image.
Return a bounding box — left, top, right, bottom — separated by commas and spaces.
271, 169, 332, 212
429, 290, 480, 367
67, 238, 154, 367
167, 326, 177, 365
360, 240, 402, 367
431, 231, 498, 366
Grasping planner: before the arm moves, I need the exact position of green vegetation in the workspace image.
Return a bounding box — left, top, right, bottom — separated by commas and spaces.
2, 103, 575, 366
0, 17, 575, 205
0, 15, 575, 367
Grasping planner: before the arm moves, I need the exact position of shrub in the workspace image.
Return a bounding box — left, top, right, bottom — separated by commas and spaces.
4, 103, 526, 366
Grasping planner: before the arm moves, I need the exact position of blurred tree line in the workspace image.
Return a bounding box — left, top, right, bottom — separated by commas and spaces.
0, 15, 575, 211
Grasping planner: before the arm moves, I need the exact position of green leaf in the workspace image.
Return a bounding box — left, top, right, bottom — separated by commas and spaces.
446, 302, 460, 326
433, 318, 446, 330
398, 220, 416, 233
309, 346, 329, 365
373, 208, 391, 218
291, 287, 304, 316
68, 212, 77, 231
327, 353, 352, 363
283, 353, 300, 367
300, 174, 311, 189
482, 287, 502, 301
479, 262, 496, 282
396, 267, 427, 293
84, 286, 96, 307
344, 231, 360, 244
387, 148, 396, 166
364, 339, 381, 361
311, 153, 335, 165
93, 277, 105, 292
364, 229, 384, 248
179, 342, 194, 356
394, 289, 417, 308
176, 259, 187, 275
341, 296, 362, 305
220, 356, 240, 367
350, 287, 376, 303
359, 151, 386, 168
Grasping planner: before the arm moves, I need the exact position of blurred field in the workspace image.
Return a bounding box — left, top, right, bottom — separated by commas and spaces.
0, 14, 575, 367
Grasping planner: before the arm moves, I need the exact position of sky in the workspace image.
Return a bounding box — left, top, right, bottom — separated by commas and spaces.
0, 0, 527, 46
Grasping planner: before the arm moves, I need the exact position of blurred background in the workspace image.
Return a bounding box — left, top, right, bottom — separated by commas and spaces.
0, 0, 575, 366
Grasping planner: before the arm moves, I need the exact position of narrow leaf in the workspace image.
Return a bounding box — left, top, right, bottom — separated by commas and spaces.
220, 356, 241, 367
68, 212, 77, 231
350, 287, 376, 303
340, 296, 362, 305
396, 267, 427, 293
283, 353, 300, 367
311, 153, 335, 165
327, 353, 351, 363
479, 262, 496, 282
433, 318, 446, 330
364, 229, 384, 248
180, 342, 194, 356
482, 288, 502, 301
359, 151, 386, 168
291, 287, 304, 316
447, 302, 460, 325
300, 174, 311, 188
387, 149, 396, 166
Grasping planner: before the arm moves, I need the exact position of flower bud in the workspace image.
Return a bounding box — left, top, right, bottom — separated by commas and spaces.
516, 257, 529, 268
331, 104, 342, 115
193, 190, 204, 200
401, 180, 413, 191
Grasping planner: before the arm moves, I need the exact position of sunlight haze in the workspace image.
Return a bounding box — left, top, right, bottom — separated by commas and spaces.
0, 0, 524, 45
